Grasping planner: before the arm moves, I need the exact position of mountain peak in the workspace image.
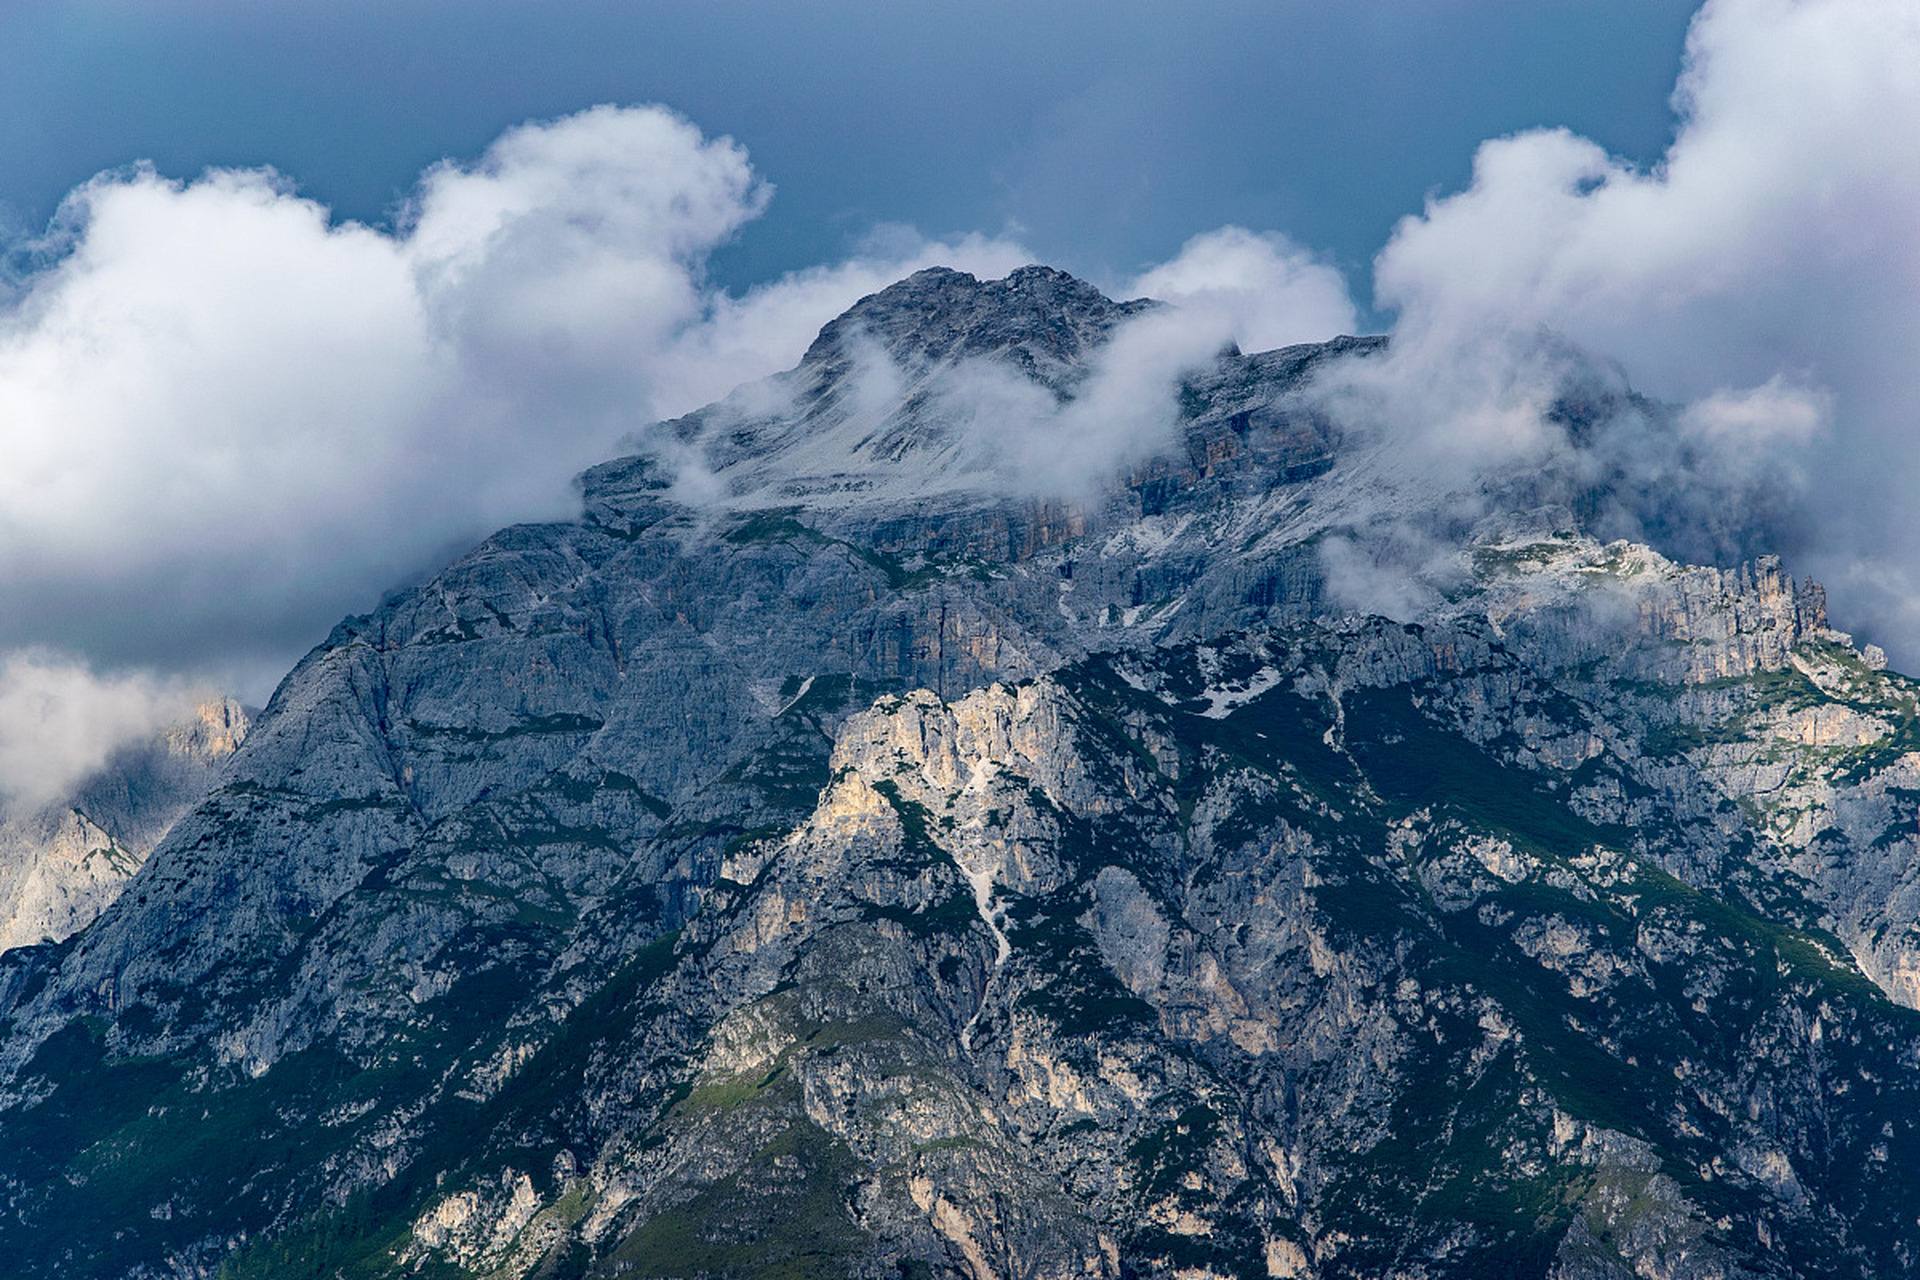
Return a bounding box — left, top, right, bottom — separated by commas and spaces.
581, 265, 1173, 516
800, 263, 1154, 384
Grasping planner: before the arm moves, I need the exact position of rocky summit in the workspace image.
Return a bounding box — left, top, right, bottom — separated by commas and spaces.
4, 265, 1920, 1279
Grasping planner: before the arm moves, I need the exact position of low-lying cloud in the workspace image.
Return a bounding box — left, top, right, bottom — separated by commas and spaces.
0, 653, 200, 816
1348, 0, 1920, 660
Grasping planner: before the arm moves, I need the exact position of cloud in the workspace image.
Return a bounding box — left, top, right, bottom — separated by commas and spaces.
1125, 226, 1359, 353
0, 93, 1366, 714
0, 652, 200, 815
1355, 0, 1920, 659
0, 105, 1029, 696
404, 103, 769, 423
27, 0, 1911, 733
797, 230, 1359, 504
1318, 534, 1446, 624
1678, 375, 1828, 457
1010, 304, 1239, 494
846, 300, 1235, 502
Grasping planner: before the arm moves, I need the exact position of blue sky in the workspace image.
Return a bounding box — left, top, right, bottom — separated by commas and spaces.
2, 0, 1918, 806
1, 1, 1699, 314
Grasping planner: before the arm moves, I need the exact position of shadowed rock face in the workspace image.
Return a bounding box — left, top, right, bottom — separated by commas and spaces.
1, 267, 1919, 1279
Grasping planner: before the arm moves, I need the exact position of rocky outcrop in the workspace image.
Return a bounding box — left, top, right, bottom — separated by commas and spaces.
0, 698, 249, 953
359, 629, 1920, 1278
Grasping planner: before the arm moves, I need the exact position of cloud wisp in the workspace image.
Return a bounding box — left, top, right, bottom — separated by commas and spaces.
1125, 226, 1358, 354
920, 304, 1241, 502
635, 234, 1364, 512
913, 230, 1357, 501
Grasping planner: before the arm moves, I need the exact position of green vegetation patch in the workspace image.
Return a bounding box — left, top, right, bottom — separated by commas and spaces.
868, 779, 947, 869
1344, 685, 1625, 859
1009, 883, 1158, 1040
598, 1120, 870, 1279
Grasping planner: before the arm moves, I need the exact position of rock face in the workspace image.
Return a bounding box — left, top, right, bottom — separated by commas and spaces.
0, 698, 249, 953
2, 266, 1920, 1279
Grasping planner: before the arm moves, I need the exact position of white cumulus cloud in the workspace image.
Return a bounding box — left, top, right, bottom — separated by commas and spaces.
0, 104, 1029, 696
1126, 225, 1358, 354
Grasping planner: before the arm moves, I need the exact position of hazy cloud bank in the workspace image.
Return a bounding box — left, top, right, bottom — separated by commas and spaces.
0, 653, 201, 815
1337, 0, 1920, 657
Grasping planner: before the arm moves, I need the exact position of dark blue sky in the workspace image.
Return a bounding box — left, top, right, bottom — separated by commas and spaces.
1, 0, 1699, 314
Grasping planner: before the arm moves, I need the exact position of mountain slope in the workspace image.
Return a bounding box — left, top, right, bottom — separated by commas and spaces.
2, 266, 1918, 1279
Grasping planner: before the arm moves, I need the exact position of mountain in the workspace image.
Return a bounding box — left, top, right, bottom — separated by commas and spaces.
3, 265, 1920, 1279
0, 698, 250, 954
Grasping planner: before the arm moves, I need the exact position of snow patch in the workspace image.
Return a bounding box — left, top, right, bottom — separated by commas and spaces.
1197, 665, 1282, 718
957, 850, 1011, 1051
1101, 513, 1191, 558
774, 675, 815, 717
